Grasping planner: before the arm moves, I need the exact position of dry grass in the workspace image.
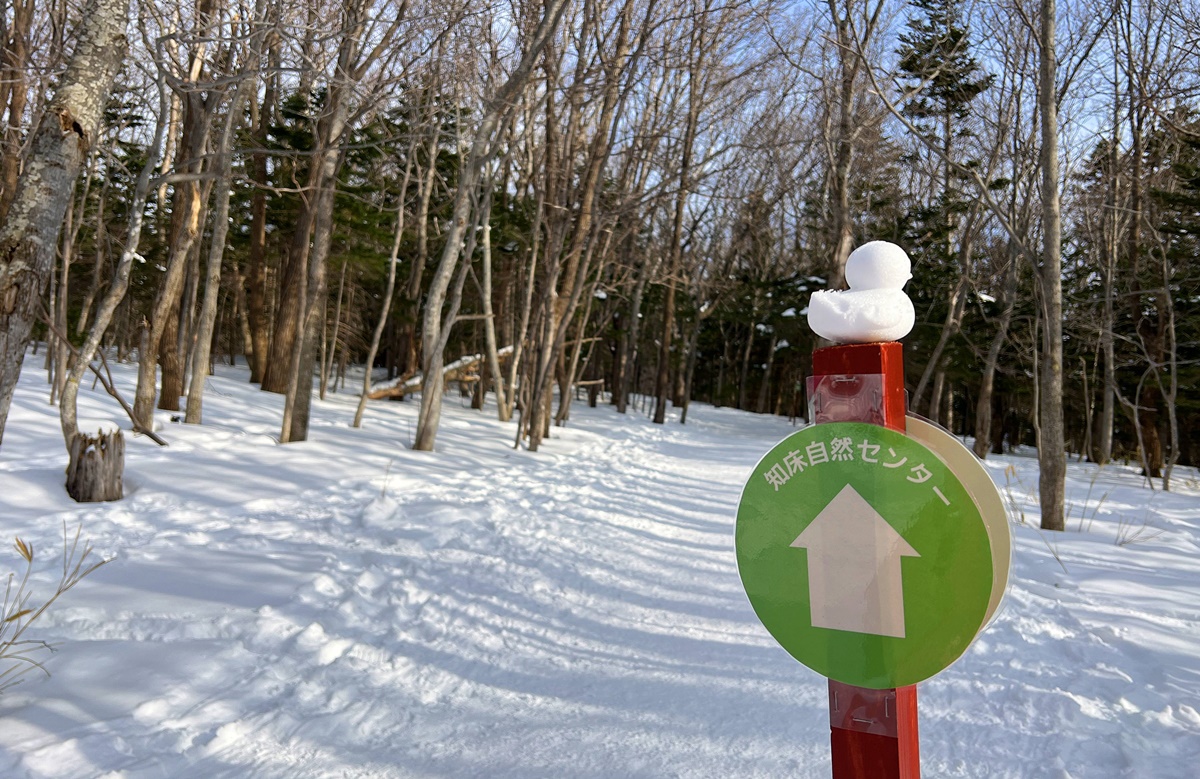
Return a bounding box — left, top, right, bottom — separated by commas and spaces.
1, 523, 109, 694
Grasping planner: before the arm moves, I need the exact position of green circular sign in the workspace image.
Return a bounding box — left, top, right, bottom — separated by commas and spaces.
736, 422, 993, 689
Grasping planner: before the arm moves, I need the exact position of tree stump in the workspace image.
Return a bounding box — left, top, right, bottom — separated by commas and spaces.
65, 428, 125, 502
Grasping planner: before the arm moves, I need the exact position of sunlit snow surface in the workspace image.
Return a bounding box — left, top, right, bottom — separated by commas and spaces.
1, 354, 1199, 778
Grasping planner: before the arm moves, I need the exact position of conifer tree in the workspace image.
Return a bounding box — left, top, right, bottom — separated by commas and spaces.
895, 0, 993, 418
896, 0, 992, 253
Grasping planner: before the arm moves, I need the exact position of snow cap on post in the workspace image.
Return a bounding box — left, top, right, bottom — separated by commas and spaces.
807, 241, 915, 344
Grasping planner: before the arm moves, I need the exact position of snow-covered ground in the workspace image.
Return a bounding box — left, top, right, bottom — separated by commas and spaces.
1, 352, 1199, 778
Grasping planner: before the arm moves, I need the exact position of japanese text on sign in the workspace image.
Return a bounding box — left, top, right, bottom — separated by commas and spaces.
763, 431, 951, 506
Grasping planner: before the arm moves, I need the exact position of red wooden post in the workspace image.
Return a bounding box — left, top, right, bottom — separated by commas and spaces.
810, 341, 920, 779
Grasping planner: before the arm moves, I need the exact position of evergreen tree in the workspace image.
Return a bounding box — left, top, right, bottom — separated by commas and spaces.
895, 0, 994, 418
897, 0, 994, 135
896, 0, 993, 244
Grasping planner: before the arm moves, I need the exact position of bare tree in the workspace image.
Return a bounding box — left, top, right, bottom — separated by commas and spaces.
414, 0, 571, 451
519, 0, 645, 450
279, 0, 418, 444
184, 1, 271, 424
61, 70, 169, 500
1034, 0, 1066, 530
653, 0, 710, 425
0, 0, 129, 446
353, 140, 416, 428
244, 2, 281, 385
821, 0, 888, 289
132, 0, 230, 428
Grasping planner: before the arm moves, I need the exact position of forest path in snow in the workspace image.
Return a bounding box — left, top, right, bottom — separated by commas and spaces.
1, 357, 1199, 777
1, 361, 827, 778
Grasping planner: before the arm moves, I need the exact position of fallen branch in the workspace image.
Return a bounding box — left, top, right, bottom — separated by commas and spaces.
366, 346, 513, 401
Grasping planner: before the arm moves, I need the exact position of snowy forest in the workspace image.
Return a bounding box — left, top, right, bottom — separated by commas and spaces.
0, 0, 1198, 529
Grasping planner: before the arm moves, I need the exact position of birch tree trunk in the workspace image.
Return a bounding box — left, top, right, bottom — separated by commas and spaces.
1096, 96, 1120, 465
478, 193, 509, 420
0, 0, 128, 446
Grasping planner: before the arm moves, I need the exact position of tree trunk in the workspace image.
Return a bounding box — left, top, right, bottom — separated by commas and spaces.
407, 129, 440, 301
415, 0, 570, 451
555, 276, 599, 427
737, 323, 755, 411
262, 174, 317, 394
0, 0, 128, 445
174, 229, 205, 401
0, 0, 33, 224
354, 151, 414, 428
246, 35, 278, 384
930, 370, 947, 426
1137, 381, 1163, 477
1096, 97, 1120, 465
479, 201, 509, 421
321, 259, 348, 400
51, 175, 82, 405
502, 200, 542, 423
610, 310, 625, 408
525, 3, 636, 450
652, 275, 677, 424
973, 251, 1018, 458
1037, 0, 1066, 531
822, 0, 884, 289
277, 0, 387, 428
232, 259, 254, 366
62, 57, 169, 503
185, 81, 250, 424
133, 84, 213, 426
1161, 283, 1180, 491
618, 254, 652, 414
913, 241, 972, 414
281, 140, 343, 443
76, 156, 108, 335
756, 332, 778, 414
714, 324, 730, 408
678, 318, 702, 424
158, 294, 185, 410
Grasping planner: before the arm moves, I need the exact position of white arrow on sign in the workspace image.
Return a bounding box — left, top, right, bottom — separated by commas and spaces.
791, 484, 920, 638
